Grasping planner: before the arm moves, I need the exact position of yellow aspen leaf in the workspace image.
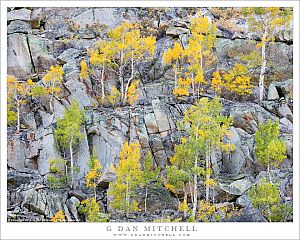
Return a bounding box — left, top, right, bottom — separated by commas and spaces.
108, 86, 121, 107
211, 70, 223, 94
80, 60, 89, 80
51, 210, 66, 222
126, 80, 140, 105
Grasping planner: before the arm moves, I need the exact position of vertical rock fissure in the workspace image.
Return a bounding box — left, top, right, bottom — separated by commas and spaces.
26, 35, 36, 74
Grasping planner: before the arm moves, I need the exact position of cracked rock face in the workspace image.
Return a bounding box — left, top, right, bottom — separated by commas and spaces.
6, 7, 293, 222
7, 33, 33, 78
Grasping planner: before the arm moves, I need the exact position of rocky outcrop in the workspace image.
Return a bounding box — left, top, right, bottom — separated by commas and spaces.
6, 7, 293, 222
7, 33, 33, 78
7, 8, 31, 22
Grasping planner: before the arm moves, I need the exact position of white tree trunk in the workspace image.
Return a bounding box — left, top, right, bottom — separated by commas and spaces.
267, 161, 273, 184
192, 157, 198, 218
205, 151, 210, 201
120, 51, 124, 101
16, 101, 20, 132
174, 65, 177, 88
184, 191, 188, 219
69, 138, 74, 189
126, 180, 129, 217
259, 33, 267, 102
101, 63, 105, 102
191, 73, 195, 97
49, 81, 55, 113
123, 52, 134, 104
144, 187, 148, 213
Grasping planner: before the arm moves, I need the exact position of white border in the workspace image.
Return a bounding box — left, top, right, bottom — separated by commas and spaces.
1, 1, 299, 239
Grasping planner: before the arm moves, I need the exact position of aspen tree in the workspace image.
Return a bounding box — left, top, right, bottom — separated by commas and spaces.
42, 65, 64, 112
170, 97, 235, 219
142, 151, 161, 213
79, 59, 89, 81
249, 177, 292, 222
222, 63, 253, 96
80, 198, 102, 222
211, 70, 223, 95
255, 120, 286, 183
98, 22, 156, 105
108, 142, 143, 217
162, 42, 185, 95
107, 86, 121, 107
86, 153, 102, 199
163, 16, 217, 99
7, 75, 33, 132
184, 16, 217, 98
89, 40, 113, 103
166, 164, 191, 219
54, 99, 85, 188
242, 7, 292, 102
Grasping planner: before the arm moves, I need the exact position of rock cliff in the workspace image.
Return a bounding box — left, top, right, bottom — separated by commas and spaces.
7, 7, 293, 222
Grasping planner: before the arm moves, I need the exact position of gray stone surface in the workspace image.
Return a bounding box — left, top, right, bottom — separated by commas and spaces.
144, 113, 159, 134
280, 117, 293, 130
74, 128, 90, 180
8, 20, 31, 34
219, 178, 253, 196
22, 112, 37, 129
38, 133, 60, 175
57, 48, 81, 64
5, 7, 293, 223
65, 80, 93, 108
268, 79, 293, 101
152, 99, 171, 133
8, 9, 31, 21
277, 103, 293, 118
66, 196, 80, 221
29, 8, 43, 29
27, 34, 56, 72
8, 137, 27, 171
90, 124, 126, 170
7, 33, 33, 78
21, 187, 72, 220
236, 194, 252, 208
229, 207, 267, 222
223, 127, 253, 175
166, 26, 190, 37
225, 102, 278, 134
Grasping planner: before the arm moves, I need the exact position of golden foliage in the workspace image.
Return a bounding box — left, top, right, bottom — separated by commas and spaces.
126, 80, 140, 105
42, 65, 64, 107
80, 198, 102, 222
108, 142, 143, 215
165, 183, 178, 194
222, 63, 253, 95
80, 60, 89, 80
211, 70, 224, 94
51, 210, 66, 222
198, 200, 216, 222
204, 178, 217, 187
162, 42, 183, 65
242, 7, 292, 42
107, 86, 121, 107
163, 16, 217, 99
88, 22, 155, 105
178, 199, 190, 213
86, 157, 102, 190
43, 65, 64, 87
173, 87, 189, 97
7, 75, 33, 129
